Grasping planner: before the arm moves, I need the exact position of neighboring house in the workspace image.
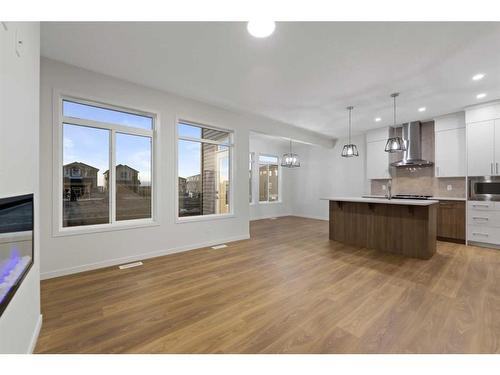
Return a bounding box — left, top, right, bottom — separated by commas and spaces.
63, 161, 99, 201
178, 177, 187, 195
186, 174, 201, 198
104, 164, 141, 193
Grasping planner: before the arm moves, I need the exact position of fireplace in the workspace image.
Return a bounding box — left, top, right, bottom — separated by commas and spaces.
0, 194, 34, 317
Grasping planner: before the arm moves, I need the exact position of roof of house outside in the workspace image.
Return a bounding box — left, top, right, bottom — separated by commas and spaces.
63, 161, 99, 171
103, 164, 139, 175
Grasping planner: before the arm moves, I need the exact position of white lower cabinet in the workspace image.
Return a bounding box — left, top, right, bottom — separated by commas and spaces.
467, 201, 500, 245
468, 201, 496, 210
468, 226, 500, 244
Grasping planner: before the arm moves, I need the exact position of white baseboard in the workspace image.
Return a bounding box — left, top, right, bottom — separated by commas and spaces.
291, 214, 328, 221
41, 234, 250, 280
250, 213, 291, 221
28, 314, 42, 354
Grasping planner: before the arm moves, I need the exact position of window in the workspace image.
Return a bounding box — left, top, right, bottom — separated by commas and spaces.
249, 152, 254, 203
177, 121, 232, 218
61, 98, 154, 228
259, 155, 279, 202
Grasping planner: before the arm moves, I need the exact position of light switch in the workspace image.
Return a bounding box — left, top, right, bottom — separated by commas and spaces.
382, 185, 387, 191
447, 184, 452, 191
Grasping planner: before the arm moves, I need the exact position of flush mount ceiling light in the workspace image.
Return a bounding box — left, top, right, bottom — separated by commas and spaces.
247, 21, 276, 38
375, 117, 382, 122
418, 107, 426, 112
384, 93, 407, 153
341, 106, 359, 158
477, 93, 487, 99
472, 73, 485, 81
281, 139, 301, 168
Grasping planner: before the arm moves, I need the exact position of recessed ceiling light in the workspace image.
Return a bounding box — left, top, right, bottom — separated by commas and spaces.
477, 93, 487, 99
418, 107, 426, 112
247, 21, 276, 38
472, 73, 485, 81
374, 117, 381, 122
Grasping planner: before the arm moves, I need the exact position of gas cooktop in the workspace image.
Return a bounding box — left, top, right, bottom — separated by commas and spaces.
392, 194, 433, 200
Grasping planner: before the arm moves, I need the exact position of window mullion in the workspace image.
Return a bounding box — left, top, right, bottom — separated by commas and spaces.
267, 165, 270, 202
62, 116, 153, 138
178, 135, 231, 147
110, 130, 116, 223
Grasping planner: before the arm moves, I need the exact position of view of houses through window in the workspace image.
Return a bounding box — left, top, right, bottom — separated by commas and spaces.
259, 155, 279, 202
178, 122, 231, 217
62, 99, 153, 228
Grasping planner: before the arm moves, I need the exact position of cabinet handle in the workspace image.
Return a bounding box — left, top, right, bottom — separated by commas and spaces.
491, 162, 494, 175
472, 216, 489, 221
472, 204, 489, 212
472, 232, 489, 237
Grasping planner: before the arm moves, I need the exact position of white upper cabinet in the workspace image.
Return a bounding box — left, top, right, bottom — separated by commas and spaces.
467, 120, 495, 176
366, 139, 390, 179
434, 112, 465, 177
494, 120, 500, 175
366, 127, 390, 180
435, 128, 466, 177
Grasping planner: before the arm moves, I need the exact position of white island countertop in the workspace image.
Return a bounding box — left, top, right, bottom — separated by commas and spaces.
321, 196, 439, 206
361, 194, 466, 202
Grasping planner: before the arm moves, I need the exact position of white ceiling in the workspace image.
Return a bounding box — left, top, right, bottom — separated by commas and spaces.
41, 22, 500, 138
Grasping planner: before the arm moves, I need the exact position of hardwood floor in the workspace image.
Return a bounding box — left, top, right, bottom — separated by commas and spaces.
35, 217, 500, 353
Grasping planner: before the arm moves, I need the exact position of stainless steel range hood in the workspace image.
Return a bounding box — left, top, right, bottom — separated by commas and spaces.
391, 122, 433, 167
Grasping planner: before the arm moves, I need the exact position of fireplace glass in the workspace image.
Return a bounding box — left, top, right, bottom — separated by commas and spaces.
0, 194, 34, 316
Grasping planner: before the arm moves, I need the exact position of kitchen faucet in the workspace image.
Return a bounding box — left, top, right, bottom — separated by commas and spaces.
386, 180, 392, 200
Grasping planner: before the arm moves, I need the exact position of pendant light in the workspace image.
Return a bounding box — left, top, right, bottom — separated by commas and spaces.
281, 139, 301, 168
341, 106, 359, 157
384, 92, 407, 153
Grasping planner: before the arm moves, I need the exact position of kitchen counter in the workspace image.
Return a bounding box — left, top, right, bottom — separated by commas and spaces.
326, 197, 437, 259
432, 196, 466, 201
322, 196, 439, 206
362, 195, 466, 202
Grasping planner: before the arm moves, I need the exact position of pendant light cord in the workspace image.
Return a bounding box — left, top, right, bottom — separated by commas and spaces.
391, 92, 399, 127
348, 108, 351, 144
346, 106, 353, 144
393, 95, 396, 126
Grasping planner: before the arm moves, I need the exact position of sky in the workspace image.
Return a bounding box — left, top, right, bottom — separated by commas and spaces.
63, 100, 152, 186
62, 102, 229, 186
177, 123, 229, 179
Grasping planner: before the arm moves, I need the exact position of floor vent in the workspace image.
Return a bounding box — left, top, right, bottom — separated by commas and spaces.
211, 244, 228, 250
118, 261, 143, 270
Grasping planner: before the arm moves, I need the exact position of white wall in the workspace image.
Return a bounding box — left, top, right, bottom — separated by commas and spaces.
290, 135, 367, 220
39, 58, 332, 279
0, 22, 41, 353
249, 134, 293, 220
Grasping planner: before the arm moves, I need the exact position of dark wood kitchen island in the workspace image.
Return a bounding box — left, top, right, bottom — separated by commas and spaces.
325, 197, 439, 259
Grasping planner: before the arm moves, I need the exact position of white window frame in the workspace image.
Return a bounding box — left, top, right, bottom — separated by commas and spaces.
249, 152, 255, 205
175, 118, 234, 223
258, 153, 282, 204
52, 91, 159, 236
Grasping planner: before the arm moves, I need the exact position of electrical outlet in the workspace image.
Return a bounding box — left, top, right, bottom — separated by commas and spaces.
382, 185, 386, 191
447, 184, 452, 191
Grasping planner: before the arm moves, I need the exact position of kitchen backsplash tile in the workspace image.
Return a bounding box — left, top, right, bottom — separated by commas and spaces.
370, 121, 466, 198
370, 177, 465, 197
